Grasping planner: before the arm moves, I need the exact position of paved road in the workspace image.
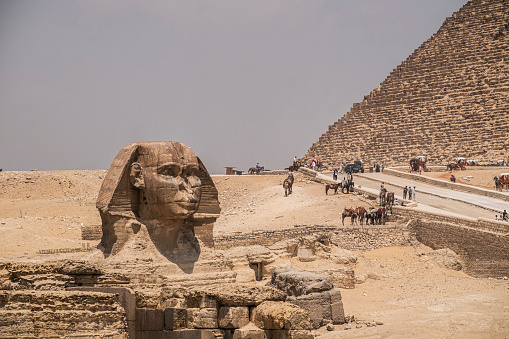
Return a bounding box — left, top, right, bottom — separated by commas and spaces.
321, 171, 509, 220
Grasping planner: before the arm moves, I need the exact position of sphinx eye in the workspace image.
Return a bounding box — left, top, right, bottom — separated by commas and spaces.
158, 164, 181, 177
183, 166, 199, 177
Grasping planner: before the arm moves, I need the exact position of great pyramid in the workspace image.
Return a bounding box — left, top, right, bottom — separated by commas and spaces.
305, 0, 509, 167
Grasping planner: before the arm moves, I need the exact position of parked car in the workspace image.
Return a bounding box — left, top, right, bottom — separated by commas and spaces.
345, 163, 364, 173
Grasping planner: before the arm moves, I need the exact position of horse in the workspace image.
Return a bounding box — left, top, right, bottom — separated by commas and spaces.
248, 166, 264, 174
342, 208, 357, 226
283, 174, 294, 197
386, 192, 395, 213
354, 206, 367, 226
325, 183, 340, 195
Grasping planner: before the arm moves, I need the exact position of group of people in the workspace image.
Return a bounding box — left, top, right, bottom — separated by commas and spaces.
402, 185, 417, 201
373, 162, 384, 173
331, 162, 347, 180
496, 209, 508, 222
494, 176, 504, 191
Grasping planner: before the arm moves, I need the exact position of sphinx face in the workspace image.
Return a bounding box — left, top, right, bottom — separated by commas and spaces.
136, 142, 202, 220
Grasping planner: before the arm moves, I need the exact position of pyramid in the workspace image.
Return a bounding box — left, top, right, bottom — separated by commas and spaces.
305, 0, 509, 167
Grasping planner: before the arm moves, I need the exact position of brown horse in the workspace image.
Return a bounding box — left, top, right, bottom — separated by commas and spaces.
342, 208, 357, 226
354, 206, 367, 225
325, 183, 340, 195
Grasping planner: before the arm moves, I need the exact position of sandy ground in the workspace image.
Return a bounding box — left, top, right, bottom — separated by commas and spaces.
0, 169, 508, 338
423, 167, 508, 190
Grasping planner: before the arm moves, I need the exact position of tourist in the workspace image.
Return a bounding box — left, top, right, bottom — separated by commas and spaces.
450, 174, 456, 182
408, 186, 413, 200
403, 186, 408, 200
503, 209, 508, 221
412, 186, 416, 201
381, 162, 385, 172
293, 156, 298, 167
332, 168, 338, 181
381, 182, 385, 191
495, 215, 500, 221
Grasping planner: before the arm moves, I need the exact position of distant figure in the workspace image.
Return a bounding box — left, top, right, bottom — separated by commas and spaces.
293, 156, 298, 166
495, 215, 500, 221
403, 186, 408, 200
339, 162, 345, 174
256, 162, 260, 170
503, 209, 508, 221
408, 186, 413, 200
450, 175, 456, 182
380, 182, 385, 191
332, 168, 338, 181
412, 186, 416, 201
381, 162, 385, 172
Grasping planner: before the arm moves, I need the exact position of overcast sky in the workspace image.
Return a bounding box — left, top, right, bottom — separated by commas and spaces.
0, 0, 467, 174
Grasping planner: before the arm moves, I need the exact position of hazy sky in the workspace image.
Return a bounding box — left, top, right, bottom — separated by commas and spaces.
0, 0, 467, 174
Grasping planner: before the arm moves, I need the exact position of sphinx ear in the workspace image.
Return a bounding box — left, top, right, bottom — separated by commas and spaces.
129, 162, 145, 189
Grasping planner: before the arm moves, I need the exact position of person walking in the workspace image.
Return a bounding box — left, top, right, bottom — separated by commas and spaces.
332, 168, 338, 181
403, 186, 408, 200
412, 186, 416, 201
408, 186, 412, 200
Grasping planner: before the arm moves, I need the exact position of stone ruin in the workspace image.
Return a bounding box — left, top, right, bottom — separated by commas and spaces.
305, 0, 509, 167
0, 141, 349, 338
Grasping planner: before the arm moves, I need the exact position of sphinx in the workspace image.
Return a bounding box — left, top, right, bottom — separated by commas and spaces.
96, 141, 220, 271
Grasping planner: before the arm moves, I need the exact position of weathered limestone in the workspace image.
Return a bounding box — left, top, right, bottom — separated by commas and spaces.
96, 141, 220, 266
305, 0, 509, 166
270, 269, 345, 329
218, 306, 250, 329
251, 301, 312, 330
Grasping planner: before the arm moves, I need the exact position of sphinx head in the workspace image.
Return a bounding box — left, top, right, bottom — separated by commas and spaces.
130, 142, 202, 221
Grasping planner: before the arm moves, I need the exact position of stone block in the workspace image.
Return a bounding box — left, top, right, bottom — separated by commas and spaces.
194, 308, 218, 329
164, 329, 219, 339
165, 308, 188, 330
186, 308, 200, 329
218, 306, 250, 329
145, 308, 165, 331
266, 330, 314, 339
287, 293, 331, 329
136, 308, 146, 331
149, 331, 165, 339
251, 301, 311, 330
232, 328, 268, 339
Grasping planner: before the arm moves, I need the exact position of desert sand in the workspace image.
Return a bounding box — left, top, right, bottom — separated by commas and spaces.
0, 169, 508, 338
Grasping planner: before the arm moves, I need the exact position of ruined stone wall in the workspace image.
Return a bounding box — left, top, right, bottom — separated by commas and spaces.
410, 220, 509, 278
384, 168, 509, 202
215, 225, 412, 251
306, 0, 509, 166
0, 291, 128, 338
